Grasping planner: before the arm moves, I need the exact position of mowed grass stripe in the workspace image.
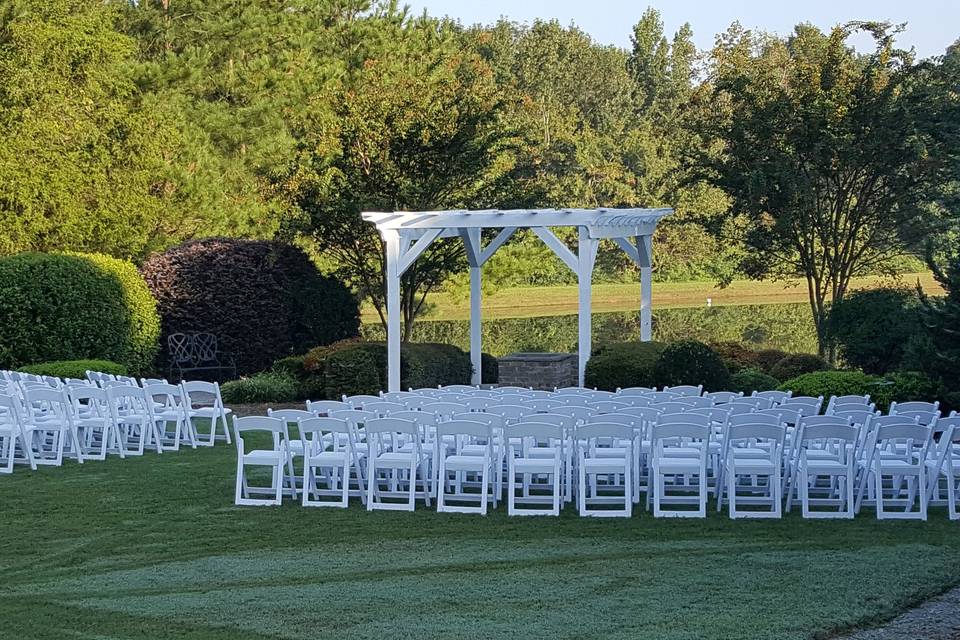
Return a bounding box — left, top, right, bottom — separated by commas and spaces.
1, 437, 959, 639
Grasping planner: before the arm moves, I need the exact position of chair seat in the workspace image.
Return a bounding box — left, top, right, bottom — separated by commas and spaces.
374, 452, 425, 468
189, 407, 232, 418
582, 457, 628, 473
876, 460, 923, 474
513, 457, 558, 473
443, 455, 488, 472
243, 450, 284, 464
307, 451, 348, 466
728, 459, 777, 475
801, 459, 849, 474
654, 458, 705, 473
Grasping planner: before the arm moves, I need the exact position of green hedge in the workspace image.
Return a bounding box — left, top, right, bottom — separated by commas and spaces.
0, 252, 160, 373
221, 372, 300, 404
769, 353, 830, 381
651, 340, 732, 391
825, 288, 921, 374
584, 342, 666, 391
19, 359, 128, 379
302, 341, 473, 399
730, 368, 779, 394
778, 370, 880, 400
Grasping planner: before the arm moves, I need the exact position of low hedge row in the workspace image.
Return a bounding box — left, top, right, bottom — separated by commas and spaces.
778, 370, 941, 412
586, 340, 731, 392
19, 359, 128, 379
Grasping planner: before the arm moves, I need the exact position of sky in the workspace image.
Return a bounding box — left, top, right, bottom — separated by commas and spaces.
405, 0, 958, 60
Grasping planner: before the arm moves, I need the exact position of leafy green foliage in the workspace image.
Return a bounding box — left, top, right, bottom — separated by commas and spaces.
690, 23, 959, 354
872, 371, 942, 412
142, 238, 359, 376
651, 340, 732, 391
769, 354, 831, 382
914, 247, 960, 393
0, 252, 158, 372
710, 341, 763, 373
220, 372, 300, 404
778, 370, 881, 400
481, 352, 499, 384
825, 288, 922, 374
584, 341, 666, 391
730, 369, 780, 394
303, 340, 473, 398
19, 359, 128, 379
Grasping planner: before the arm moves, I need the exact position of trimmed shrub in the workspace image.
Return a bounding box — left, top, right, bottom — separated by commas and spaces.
755, 349, 789, 374
825, 288, 921, 374
769, 353, 830, 382
0, 252, 160, 373
221, 372, 300, 404
270, 354, 323, 400
710, 341, 762, 373
651, 340, 732, 391
303, 340, 473, 398
778, 370, 880, 400
19, 359, 128, 379
141, 238, 360, 376
871, 371, 942, 412
481, 352, 499, 384
585, 341, 666, 391
730, 368, 779, 394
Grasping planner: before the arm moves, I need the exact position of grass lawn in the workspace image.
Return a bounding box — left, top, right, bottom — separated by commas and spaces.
363, 272, 943, 322
2, 441, 959, 640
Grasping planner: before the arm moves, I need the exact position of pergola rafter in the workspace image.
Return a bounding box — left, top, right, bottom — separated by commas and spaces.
363, 207, 673, 391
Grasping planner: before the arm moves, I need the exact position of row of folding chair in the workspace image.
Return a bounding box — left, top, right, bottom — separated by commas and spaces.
0, 371, 233, 474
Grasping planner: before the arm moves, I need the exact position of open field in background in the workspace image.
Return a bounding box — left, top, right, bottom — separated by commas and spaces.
2, 437, 959, 640
361, 272, 941, 323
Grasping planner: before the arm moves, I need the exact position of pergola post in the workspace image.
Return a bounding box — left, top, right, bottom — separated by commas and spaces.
637, 235, 653, 341
462, 228, 483, 386
383, 230, 402, 392
577, 228, 599, 386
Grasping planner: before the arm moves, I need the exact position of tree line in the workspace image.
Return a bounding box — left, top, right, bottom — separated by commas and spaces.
0, 0, 957, 352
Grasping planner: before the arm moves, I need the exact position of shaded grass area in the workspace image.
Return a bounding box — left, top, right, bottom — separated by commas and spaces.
363, 272, 942, 322
2, 442, 959, 639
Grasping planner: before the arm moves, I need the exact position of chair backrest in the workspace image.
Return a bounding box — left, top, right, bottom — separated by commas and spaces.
587, 413, 638, 428
379, 391, 411, 402
889, 407, 941, 426
649, 391, 679, 403
529, 412, 575, 429
703, 391, 742, 404
420, 402, 464, 418
684, 407, 731, 424
363, 401, 406, 416
24, 387, 71, 416
890, 400, 940, 415
726, 422, 786, 445
675, 396, 713, 408
306, 400, 350, 416
587, 400, 632, 413
798, 416, 857, 443
872, 421, 930, 444
343, 394, 382, 409
364, 417, 418, 436
830, 407, 878, 426
657, 412, 712, 428
497, 393, 534, 404
650, 422, 711, 442
576, 422, 635, 442
522, 399, 564, 412
616, 406, 662, 424
551, 405, 596, 422
143, 382, 184, 402
663, 384, 703, 397
829, 400, 875, 415
497, 386, 532, 392
328, 409, 377, 426
441, 385, 478, 393
181, 380, 224, 407
66, 384, 108, 403
400, 396, 433, 409
298, 416, 351, 436
614, 394, 652, 407
730, 396, 772, 410
233, 415, 288, 453
753, 389, 792, 404
507, 421, 564, 442
392, 410, 437, 425
267, 408, 314, 424
781, 396, 823, 416
461, 397, 495, 411
727, 412, 782, 428
616, 386, 655, 396
651, 402, 689, 414
555, 394, 594, 407
451, 412, 505, 429
485, 404, 533, 421
436, 419, 492, 440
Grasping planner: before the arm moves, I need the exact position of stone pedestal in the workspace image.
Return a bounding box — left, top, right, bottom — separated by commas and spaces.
497, 352, 578, 390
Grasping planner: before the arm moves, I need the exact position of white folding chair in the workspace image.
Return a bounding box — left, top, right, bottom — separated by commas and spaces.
299, 416, 359, 508
0, 393, 35, 472
67, 385, 120, 460
703, 391, 743, 405
182, 381, 232, 446
106, 386, 161, 456
306, 399, 350, 416
718, 419, 785, 518
343, 394, 382, 409
22, 387, 83, 466
365, 418, 431, 511
859, 418, 931, 520
506, 421, 564, 516
233, 416, 293, 506
788, 417, 857, 519
663, 385, 703, 397
144, 383, 193, 451
648, 420, 710, 517
435, 419, 496, 514
753, 390, 792, 405
576, 422, 635, 517
926, 415, 960, 520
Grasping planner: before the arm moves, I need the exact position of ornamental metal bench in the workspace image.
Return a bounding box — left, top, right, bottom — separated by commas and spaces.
167, 332, 237, 382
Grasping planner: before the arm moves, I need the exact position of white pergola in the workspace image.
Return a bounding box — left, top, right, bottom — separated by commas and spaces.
362, 208, 673, 392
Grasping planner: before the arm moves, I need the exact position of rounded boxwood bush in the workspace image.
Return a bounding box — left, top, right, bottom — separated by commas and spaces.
142, 238, 360, 376
710, 342, 762, 374
825, 288, 921, 375
871, 371, 941, 412
651, 340, 732, 391
777, 370, 880, 399
730, 368, 779, 394
19, 359, 128, 379
755, 349, 789, 374
221, 372, 300, 404
0, 252, 160, 373
769, 353, 830, 382
585, 341, 666, 391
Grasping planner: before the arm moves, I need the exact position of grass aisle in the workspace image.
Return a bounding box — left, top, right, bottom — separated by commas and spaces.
1, 443, 959, 639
